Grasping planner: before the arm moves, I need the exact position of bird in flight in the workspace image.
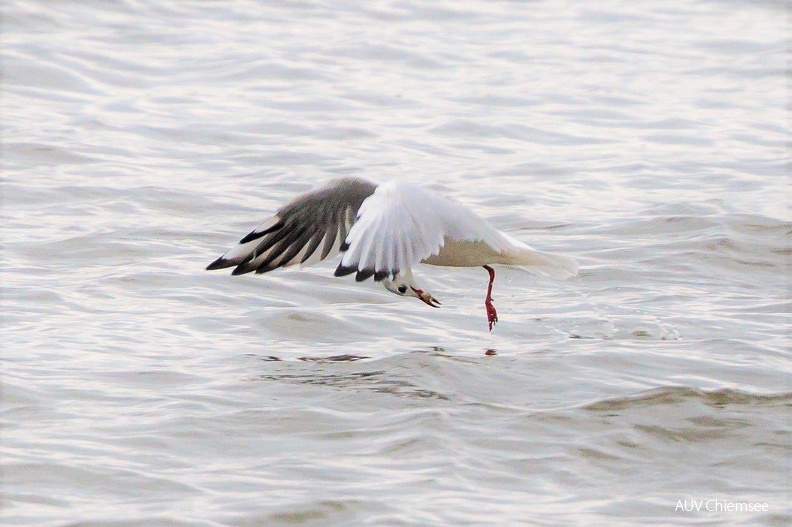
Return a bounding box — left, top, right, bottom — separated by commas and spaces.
207, 177, 578, 330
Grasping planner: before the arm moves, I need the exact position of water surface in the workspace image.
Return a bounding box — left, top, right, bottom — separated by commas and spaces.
3, 1, 790, 526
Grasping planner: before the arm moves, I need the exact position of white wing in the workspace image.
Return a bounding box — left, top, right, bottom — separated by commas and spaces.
334, 181, 511, 281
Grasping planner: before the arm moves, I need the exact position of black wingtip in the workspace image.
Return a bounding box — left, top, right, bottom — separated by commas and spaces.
334, 264, 356, 277
355, 269, 375, 282
374, 270, 389, 282
206, 257, 229, 271
239, 220, 284, 244
231, 265, 248, 276
339, 241, 350, 252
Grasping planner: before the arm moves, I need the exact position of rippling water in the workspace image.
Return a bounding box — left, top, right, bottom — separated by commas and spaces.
3, 1, 790, 525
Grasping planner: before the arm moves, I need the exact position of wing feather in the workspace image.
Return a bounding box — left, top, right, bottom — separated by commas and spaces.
334, 181, 505, 281
299, 229, 325, 265
206, 177, 377, 275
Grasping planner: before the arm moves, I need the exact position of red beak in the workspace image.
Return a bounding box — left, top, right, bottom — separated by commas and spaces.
411, 287, 441, 308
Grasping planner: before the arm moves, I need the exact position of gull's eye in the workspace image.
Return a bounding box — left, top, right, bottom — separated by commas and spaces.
397, 284, 407, 294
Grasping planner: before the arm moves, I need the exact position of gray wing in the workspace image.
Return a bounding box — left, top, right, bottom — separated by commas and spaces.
206, 177, 378, 275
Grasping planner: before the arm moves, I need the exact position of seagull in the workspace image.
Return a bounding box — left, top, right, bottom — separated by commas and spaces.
207, 177, 578, 330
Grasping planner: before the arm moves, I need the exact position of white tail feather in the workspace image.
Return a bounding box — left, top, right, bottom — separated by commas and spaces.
523, 250, 578, 278
504, 246, 579, 278
498, 233, 579, 278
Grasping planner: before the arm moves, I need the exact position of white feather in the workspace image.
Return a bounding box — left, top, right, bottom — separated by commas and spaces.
340, 181, 519, 273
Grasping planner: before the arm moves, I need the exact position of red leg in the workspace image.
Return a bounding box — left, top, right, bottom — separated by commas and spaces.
483, 265, 498, 331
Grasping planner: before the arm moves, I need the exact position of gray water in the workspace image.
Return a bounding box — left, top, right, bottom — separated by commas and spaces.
2, 1, 790, 525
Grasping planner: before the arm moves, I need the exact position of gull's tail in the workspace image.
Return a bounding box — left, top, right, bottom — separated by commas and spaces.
500, 234, 579, 279
514, 249, 579, 279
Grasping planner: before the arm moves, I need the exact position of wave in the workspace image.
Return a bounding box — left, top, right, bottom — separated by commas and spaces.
583, 385, 792, 411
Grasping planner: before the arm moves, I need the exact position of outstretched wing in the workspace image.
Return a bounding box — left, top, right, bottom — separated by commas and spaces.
334, 181, 509, 282
207, 177, 378, 275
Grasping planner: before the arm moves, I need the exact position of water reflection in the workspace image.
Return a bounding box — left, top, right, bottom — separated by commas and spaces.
256, 368, 451, 400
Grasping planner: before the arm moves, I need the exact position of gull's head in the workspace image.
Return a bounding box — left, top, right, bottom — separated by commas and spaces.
382, 273, 440, 308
